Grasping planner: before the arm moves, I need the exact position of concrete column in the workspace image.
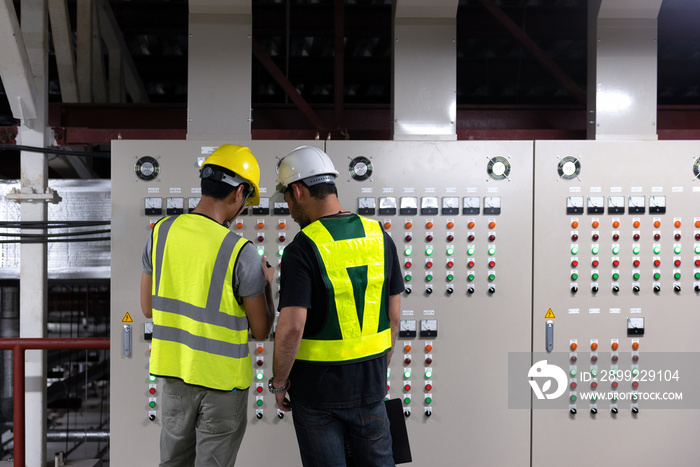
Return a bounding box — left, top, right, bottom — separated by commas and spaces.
187, 1, 252, 140
392, 0, 459, 141
19, 1, 50, 466
588, 0, 663, 140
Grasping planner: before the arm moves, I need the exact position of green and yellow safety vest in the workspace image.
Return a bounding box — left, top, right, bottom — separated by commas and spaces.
297, 214, 391, 363
149, 214, 252, 391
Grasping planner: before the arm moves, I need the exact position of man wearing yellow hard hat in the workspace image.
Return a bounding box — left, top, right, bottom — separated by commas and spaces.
140, 144, 275, 466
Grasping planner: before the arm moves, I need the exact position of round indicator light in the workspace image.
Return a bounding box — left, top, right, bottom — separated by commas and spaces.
425, 247, 433, 256
612, 246, 620, 255
591, 246, 599, 255
633, 273, 640, 280
571, 246, 579, 255
404, 247, 413, 256
674, 245, 682, 254
425, 370, 433, 378
255, 373, 264, 380
633, 246, 641, 255
404, 370, 411, 378
446, 247, 454, 256
467, 247, 475, 256
653, 246, 661, 254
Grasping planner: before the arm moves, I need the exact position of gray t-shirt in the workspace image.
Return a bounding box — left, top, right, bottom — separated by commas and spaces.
142, 223, 266, 300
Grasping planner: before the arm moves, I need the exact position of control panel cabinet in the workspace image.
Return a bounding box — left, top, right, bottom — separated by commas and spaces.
531, 141, 700, 466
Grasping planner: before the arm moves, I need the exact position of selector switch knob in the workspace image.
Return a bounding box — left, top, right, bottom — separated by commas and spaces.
446, 285, 454, 295
570, 285, 578, 293
612, 285, 619, 293
488, 285, 496, 294
633, 285, 640, 293
611, 407, 618, 414
654, 285, 661, 293
467, 286, 475, 295
631, 407, 639, 414
674, 285, 682, 293
256, 412, 263, 420
148, 413, 156, 421
590, 407, 598, 415
277, 412, 285, 419
425, 286, 433, 295
569, 408, 577, 415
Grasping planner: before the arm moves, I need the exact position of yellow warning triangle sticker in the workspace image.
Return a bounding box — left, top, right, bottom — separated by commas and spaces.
122, 312, 134, 323
544, 308, 556, 319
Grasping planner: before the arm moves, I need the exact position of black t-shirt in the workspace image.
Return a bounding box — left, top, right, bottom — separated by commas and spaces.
278, 213, 404, 408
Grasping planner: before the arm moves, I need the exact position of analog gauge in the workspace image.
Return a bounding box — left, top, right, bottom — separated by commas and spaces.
398, 319, 417, 338
608, 196, 625, 214
166, 197, 184, 215
400, 197, 418, 215
627, 317, 644, 336
694, 157, 700, 179
188, 197, 200, 212
628, 196, 645, 214
421, 197, 439, 215
487, 156, 511, 181
357, 197, 376, 215
649, 195, 666, 214
587, 196, 604, 214
135, 156, 160, 181
348, 156, 373, 181
441, 197, 459, 215
379, 197, 397, 215
253, 197, 270, 215
566, 196, 584, 215
484, 196, 501, 215
273, 201, 290, 215
557, 156, 581, 180
144, 197, 163, 215
420, 319, 438, 337
463, 197, 480, 215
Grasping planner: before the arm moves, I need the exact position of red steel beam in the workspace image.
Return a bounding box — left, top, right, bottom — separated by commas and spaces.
0, 338, 110, 467
475, 0, 587, 106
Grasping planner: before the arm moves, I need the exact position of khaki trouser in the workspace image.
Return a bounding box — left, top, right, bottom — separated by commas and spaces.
159, 377, 249, 467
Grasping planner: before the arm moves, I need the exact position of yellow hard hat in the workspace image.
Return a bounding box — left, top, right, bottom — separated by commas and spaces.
200, 144, 261, 205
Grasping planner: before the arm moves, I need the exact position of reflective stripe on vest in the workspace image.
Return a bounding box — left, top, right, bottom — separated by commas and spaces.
297, 215, 391, 362
149, 215, 252, 390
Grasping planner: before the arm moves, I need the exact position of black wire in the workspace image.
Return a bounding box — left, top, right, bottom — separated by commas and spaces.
0, 144, 110, 159
0, 221, 110, 228
0, 229, 111, 238
0, 237, 110, 244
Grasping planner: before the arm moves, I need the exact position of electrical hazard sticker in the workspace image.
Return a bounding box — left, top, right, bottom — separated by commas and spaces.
544, 308, 556, 319
121, 312, 134, 323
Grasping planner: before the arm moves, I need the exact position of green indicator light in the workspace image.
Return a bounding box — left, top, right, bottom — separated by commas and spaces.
149, 401, 156, 408
426, 274, 433, 282
674, 245, 682, 254
149, 374, 157, 382
592, 395, 598, 402
612, 395, 618, 401
257, 247, 265, 256
592, 273, 599, 280
446, 247, 454, 256
571, 246, 579, 255
653, 246, 661, 254
404, 370, 411, 379
675, 272, 682, 280
404, 274, 412, 282
571, 273, 579, 281
488, 247, 496, 256
632, 368, 639, 376
426, 247, 433, 256
612, 273, 620, 280
425, 397, 432, 404
256, 372, 264, 380
570, 395, 577, 402
654, 273, 661, 280
633, 273, 640, 280
695, 273, 700, 280
591, 246, 599, 255
384, 397, 390, 401
446, 274, 454, 281
632, 395, 639, 402
488, 274, 496, 281
612, 246, 620, 255
570, 368, 578, 377
404, 397, 411, 404
387, 369, 391, 378
467, 247, 475, 256
278, 247, 285, 256
425, 370, 433, 378
256, 399, 263, 406
591, 368, 598, 376
695, 245, 700, 254
467, 274, 475, 281
405, 247, 412, 256
633, 246, 641, 255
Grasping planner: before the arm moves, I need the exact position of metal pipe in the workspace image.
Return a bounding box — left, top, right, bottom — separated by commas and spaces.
46, 430, 109, 442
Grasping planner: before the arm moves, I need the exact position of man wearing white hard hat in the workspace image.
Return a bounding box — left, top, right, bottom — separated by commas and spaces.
269, 146, 403, 466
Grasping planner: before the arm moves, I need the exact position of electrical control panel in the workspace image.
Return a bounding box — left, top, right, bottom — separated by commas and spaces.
531, 141, 700, 466
110, 139, 533, 466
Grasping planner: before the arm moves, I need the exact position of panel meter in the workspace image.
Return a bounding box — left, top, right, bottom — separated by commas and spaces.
400, 197, 418, 215
188, 197, 200, 212
587, 196, 604, 214
441, 197, 459, 215
273, 201, 289, 215
463, 196, 480, 215
628, 196, 645, 214
379, 197, 397, 215
144, 197, 162, 215
166, 197, 184, 215
484, 196, 501, 215
421, 197, 439, 215
399, 319, 417, 338
566, 196, 584, 215
607, 196, 624, 214
358, 197, 376, 215
649, 195, 666, 214
253, 197, 270, 215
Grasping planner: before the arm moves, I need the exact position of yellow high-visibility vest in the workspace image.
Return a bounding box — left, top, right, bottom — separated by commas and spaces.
296, 214, 391, 363
149, 214, 252, 390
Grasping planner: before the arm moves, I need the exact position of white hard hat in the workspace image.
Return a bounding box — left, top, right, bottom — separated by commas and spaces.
275, 146, 339, 194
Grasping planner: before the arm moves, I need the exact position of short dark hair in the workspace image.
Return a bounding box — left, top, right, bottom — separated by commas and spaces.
201, 164, 250, 200
286, 181, 337, 200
